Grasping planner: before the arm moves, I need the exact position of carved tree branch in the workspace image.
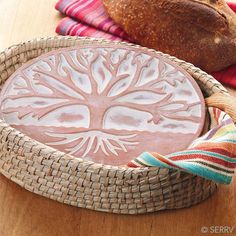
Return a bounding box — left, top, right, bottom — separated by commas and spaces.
33, 68, 87, 99
157, 60, 185, 86
85, 50, 100, 95
2, 100, 83, 120
127, 54, 153, 88
36, 53, 98, 99
106, 94, 201, 124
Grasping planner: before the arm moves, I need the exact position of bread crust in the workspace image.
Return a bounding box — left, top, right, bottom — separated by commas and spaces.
103, 0, 236, 72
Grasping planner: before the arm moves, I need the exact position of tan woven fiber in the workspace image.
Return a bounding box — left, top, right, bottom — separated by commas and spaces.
0, 36, 231, 214
206, 93, 236, 122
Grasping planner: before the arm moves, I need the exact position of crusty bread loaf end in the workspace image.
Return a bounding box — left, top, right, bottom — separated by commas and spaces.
103, 0, 236, 72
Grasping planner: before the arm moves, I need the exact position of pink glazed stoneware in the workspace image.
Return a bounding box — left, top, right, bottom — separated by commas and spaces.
0, 44, 206, 165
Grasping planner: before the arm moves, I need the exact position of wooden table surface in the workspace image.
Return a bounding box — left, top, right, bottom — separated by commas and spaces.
0, 1, 235, 236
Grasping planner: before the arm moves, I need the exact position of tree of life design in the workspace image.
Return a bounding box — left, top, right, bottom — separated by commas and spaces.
0, 46, 204, 164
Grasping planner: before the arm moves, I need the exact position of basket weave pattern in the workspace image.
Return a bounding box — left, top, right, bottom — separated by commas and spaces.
0, 36, 228, 214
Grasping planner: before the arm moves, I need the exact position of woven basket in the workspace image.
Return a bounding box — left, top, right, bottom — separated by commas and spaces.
0, 36, 231, 214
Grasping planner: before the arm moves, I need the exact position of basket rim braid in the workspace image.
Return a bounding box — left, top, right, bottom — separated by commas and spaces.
0, 36, 229, 214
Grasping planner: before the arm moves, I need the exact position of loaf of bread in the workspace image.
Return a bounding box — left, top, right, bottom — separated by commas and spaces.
102, 0, 236, 72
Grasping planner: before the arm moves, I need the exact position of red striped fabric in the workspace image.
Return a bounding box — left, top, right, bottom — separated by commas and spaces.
170, 154, 236, 168
55, 0, 131, 40
212, 65, 236, 89
55, 17, 127, 42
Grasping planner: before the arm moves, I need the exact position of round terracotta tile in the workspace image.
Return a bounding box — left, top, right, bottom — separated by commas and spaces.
0, 44, 205, 165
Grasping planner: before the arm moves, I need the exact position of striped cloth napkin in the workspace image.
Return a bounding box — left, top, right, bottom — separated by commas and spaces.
128, 107, 236, 184
55, 0, 131, 41
55, 0, 236, 184
55, 0, 236, 88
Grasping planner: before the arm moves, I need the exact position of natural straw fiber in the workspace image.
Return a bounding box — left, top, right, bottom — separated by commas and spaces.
0, 36, 232, 214
206, 93, 236, 122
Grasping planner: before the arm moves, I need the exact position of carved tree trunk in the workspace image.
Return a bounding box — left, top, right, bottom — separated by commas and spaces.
89, 106, 105, 130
